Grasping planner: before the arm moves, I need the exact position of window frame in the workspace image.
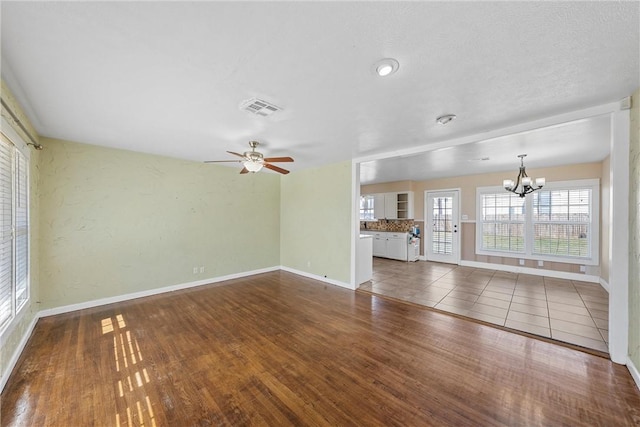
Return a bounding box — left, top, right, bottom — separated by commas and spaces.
477, 191, 526, 254
0, 124, 31, 336
476, 179, 599, 265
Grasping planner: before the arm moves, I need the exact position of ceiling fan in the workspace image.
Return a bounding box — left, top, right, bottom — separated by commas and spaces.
205, 141, 294, 174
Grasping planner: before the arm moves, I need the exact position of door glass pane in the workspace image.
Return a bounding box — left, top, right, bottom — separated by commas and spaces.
431, 196, 453, 255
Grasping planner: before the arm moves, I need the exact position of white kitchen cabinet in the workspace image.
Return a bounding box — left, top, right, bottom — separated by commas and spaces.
372, 232, 387, 257
373, 194, 386, 220
368, 231, 409, 261
384, 194, 399, 219
396, 192, 414, 219
386, 233, 408, 261
368, 192, 414, 220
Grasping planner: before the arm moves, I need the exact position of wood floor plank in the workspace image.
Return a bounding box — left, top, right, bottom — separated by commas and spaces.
1, 271, 639, 426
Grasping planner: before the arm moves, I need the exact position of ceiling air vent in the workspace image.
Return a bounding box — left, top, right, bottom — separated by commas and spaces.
239, 98, 282, 117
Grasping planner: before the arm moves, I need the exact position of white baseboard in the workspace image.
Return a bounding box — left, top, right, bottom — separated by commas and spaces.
279, 266, 354, 290
599, 277, 610, 293
1, 314, 39, 392
418, 255, 427, 261
38, 266, 280, 318
628, 357, 640, 391
458, 260, 600, 283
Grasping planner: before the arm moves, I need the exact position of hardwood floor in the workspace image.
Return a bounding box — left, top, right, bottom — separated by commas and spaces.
2, 271, 639, 426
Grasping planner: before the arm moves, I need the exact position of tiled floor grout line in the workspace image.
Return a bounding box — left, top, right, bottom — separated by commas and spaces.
503, 271, 517, 327
573, 278, 609, 344
543, 276, 553, 336
365, 259, 608, 352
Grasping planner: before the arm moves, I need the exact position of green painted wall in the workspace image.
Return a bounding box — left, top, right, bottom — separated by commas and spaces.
38, 138, 281, 309
629, 88, 640, 371
280, 161, 352, 285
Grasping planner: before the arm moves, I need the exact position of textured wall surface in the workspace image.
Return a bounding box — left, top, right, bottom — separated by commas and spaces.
38, 138, 281, 309
280, 161, 352, 285
629, 89, 640, 370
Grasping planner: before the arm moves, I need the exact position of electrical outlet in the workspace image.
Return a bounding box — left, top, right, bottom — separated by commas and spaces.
192, 267, 198, 274
580, 265, 586, 273
200, 266, 205, 273
538, 260, 544, 267
519, 259, 525, 266
307, 261, 311, 267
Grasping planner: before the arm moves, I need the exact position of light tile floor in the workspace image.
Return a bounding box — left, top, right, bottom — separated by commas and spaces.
359, 258, 609, 353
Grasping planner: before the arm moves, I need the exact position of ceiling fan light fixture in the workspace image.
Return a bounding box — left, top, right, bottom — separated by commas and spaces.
243, 160, 263, 173
373, 58, 399, 77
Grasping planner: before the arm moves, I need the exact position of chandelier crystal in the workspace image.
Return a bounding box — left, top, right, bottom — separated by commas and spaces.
503, 154, 545, 197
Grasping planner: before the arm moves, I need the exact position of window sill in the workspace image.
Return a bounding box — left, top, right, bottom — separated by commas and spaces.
476, 250, 598, 266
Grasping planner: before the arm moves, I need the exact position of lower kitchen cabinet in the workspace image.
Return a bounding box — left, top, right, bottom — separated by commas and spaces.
372, 234, 387, 257
365, 231, 408, 261
385, 234, 407, 260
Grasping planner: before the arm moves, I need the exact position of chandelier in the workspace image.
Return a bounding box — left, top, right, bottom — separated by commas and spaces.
503, 154, 545, 197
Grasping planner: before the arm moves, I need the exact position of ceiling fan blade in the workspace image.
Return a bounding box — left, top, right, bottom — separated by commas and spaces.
263, 163, 290, 175
239, 167, 249, 174
204, 160, 242, 163
263, 156, 294, 163
227, 151, 246, 159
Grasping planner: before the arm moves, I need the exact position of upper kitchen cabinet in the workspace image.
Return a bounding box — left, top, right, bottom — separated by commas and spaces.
396, 192, 413, 219
367, 192, 414, 220
373, 194, 386, 219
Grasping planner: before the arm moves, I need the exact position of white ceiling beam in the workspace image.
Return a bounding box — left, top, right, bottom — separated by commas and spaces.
354, 101, 624, 164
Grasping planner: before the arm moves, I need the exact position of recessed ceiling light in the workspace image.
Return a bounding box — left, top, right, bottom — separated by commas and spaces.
373, 58, 399, 77
436, 114, 457, 125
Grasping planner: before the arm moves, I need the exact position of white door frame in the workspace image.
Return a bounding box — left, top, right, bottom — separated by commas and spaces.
424, 189, 461, 264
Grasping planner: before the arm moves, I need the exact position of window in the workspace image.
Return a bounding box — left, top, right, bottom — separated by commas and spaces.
476, 179, 599, 265
480, 193, 525, 253
1, 136, 29, 332
532, 188, 591, 258
360, 194, 375, 220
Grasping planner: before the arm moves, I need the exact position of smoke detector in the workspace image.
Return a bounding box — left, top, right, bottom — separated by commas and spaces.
239, 98, 282, 117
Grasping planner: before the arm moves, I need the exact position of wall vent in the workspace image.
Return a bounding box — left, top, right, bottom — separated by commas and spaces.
239, 98, 282, 117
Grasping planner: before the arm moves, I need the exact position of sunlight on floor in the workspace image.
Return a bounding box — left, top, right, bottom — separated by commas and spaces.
102, 314, 157, 427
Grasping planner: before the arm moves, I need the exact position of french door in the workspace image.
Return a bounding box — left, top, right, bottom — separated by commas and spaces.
425, 190, 460, 264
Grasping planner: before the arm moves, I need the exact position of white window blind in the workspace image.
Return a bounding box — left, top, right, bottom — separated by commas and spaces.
476, 179, 599, 265
532, 189, 591, 258
15, 151, 28, 308
0, 137, 29, 332
0, 140, 13, 328
480, 193, 525, 253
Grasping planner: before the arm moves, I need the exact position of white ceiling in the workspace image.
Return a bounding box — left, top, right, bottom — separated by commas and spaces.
1, 2, 638, 181
361, 114, 612, 184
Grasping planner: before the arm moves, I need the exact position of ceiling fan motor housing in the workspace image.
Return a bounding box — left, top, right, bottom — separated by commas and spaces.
245, 151, 264, 162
